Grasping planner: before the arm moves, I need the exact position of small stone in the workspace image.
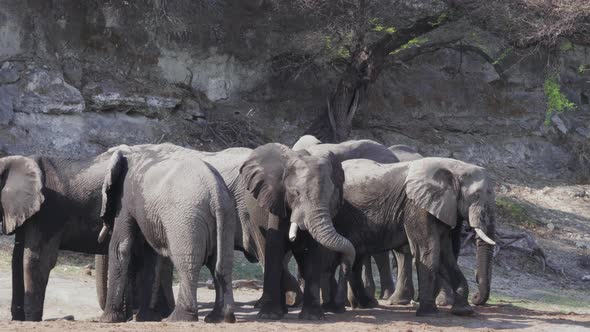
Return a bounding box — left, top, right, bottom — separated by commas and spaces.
582, 275, 590, 282
85, 268, 92, 276
551, 114, 568, 134
0, 63, 20, 84
84, 264, 93, 270
573, 190, 587, 198
547, 223, 555, 231
575, 241, 589, 249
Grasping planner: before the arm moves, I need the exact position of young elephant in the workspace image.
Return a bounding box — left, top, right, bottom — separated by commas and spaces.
99, 145, 236, 323
0, 153, 173, 321
320, 157, 496, 316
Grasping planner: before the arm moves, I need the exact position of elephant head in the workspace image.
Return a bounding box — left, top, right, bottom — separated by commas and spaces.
404, 157, 495, 305
0, 156, 45, 235
239, 143, 355, 266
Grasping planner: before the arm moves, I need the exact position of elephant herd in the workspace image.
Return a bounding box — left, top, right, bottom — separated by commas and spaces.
0, 135, 496, 323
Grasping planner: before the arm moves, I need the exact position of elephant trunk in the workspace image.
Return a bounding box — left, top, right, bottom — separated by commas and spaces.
95, 255, 109, 311
304, 208, 355, 266
468, 205, 495, 305
472, 231, 494, 305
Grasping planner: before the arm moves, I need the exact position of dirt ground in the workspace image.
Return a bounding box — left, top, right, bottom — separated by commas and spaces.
0, 181, 589, 331
0, 274, 588, 332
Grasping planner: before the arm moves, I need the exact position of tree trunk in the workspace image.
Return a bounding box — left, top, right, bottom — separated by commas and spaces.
305, 14, 452, 142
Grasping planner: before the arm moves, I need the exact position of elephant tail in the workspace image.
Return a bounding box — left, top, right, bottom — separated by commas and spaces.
213, 190, 237, 319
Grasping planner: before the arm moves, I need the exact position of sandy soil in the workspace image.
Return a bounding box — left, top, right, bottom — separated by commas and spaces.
0, 269, 589, 332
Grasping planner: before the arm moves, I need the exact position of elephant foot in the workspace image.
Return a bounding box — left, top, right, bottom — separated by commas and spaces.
298, 304, 324, 320
165, 308, 198, 322
204, 308, 236, 323
257, 302, 285, 320
322, 302, 346, 314
356, 295, 378, 309
286, 290, 304, 308
254, 296, 262, 308
450, 303, 475, 316
415, 303, 440, 317
435, 290, 454, 307
388, 292, 414, 306
99, 310, 128, 323
135, 308, 163, 322
379, 287, 395, 300
11, 308, 25, 321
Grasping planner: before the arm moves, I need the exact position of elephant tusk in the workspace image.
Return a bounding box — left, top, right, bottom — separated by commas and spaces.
97, 225, 110, 243
289, 223, 299, 242
474, 228, 496, 246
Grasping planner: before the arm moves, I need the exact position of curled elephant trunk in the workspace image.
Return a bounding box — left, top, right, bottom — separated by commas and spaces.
472, 233, 494, 305
304, 212, 355, 266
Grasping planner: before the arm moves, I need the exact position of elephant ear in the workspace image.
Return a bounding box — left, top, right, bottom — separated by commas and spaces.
240, 143, 293, 217
100, 150, 127, 226
0, 156, 45, 235
405, 158, 459, 228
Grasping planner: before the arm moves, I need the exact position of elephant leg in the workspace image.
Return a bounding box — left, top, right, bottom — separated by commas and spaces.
135, 244, 163, 322
257, 214, 287, 320
100, 213, 137, 323
166, 256, 201, 322
435, 276, 454, 306
203, 258, 235, 323
166, 230, 208, 322
297, 240, 324, 320
361, 255, 376, 300
389, 246, 415, 305
11, 229, 25, 321
373, 252, 395, 300
440, 236, 473, 316
407, 223, 441, 317
348, 255, 378, 309
22, 224, 61, 321
155, 257, 175, 318
321, 271, 344, 313
282, 252, 303, 307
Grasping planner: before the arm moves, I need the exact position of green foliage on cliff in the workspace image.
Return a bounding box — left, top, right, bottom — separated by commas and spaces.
544, 75, 576, 126
389, 37, 429, 56
369, 17, 396, 34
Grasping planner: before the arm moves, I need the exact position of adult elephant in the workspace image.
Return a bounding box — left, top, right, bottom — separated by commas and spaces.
0, 153, 173, 321
304, 157, 496, 316
98, 145, 237, 323
106, 143, 353, 320
300, 139, 477, 308
291, 136, 422, 305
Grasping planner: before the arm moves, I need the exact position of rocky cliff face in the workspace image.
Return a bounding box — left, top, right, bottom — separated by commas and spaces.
0, 0, 588, 183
